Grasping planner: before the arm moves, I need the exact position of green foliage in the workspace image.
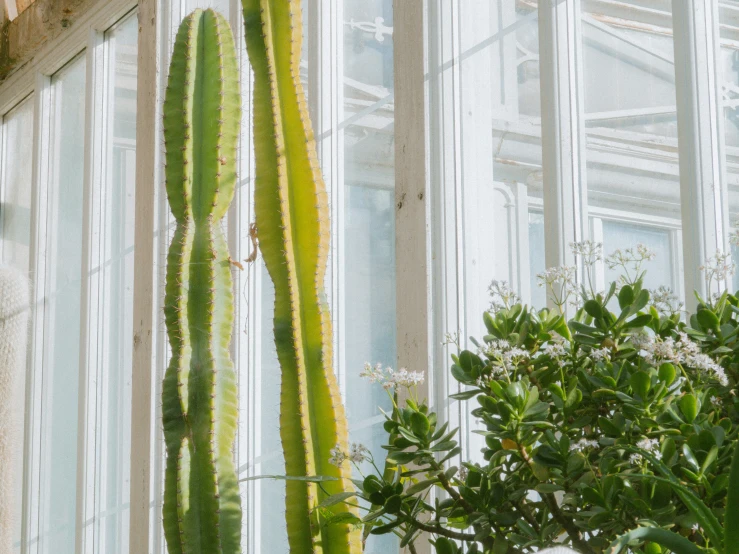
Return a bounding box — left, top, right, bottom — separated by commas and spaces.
161, 9, 242, 553
241, 0, 361, 552
317, 256, 738, 553
607, 440, 739, 554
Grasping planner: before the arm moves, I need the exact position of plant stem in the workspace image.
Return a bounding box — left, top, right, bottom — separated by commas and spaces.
516, 441, 596, 554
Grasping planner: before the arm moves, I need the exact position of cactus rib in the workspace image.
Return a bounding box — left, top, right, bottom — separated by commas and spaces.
242, 1, 362, 553
162, 9, 242, 554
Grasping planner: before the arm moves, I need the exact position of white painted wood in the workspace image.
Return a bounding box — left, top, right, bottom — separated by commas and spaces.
672, 0, 728, 306
538, 0, 588, 288
4, 0, 18, 22
20, 71, 51, 554
76, 28, 108, 554
128, 0, 161, 552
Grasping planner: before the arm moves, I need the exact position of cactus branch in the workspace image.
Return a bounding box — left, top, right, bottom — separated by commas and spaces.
241, 0, 361, 552
162, 9, 242, 554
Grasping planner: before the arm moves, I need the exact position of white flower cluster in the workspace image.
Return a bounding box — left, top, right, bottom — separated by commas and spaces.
540, 340, 569, 368
537, 265, 578, 311
360, 362, 425, 389
571, 240, 603, 266
606, 244, 656, 270
651, 285, 684, 315
479, 339, 531, 375
329, 442, 370, 466
589, 347, 611, 363
488, 280, 521, 312
633, 332, 728, 386
629, 437, 662, 464
537, 265, 576, 290
730, 230, 739, 248
569, 438, 599, 453
700, 250, 735, 294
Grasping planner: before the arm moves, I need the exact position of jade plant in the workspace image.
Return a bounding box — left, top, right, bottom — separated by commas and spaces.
318, 242, 739, 554
161, 9, 242, 553
606, 439, 739, 554
241, 0, 361, 552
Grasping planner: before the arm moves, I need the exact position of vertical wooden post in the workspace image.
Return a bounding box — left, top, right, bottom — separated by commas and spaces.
129, 1, 160, 552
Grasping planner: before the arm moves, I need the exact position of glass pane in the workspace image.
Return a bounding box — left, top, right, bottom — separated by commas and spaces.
719, 5, 739, 290
37, 54, 86, 554
425, 0, 543, 466
183, 0, 231, 17
86, 15, 138, 553
0, 95, 34, 554
582, 1, 682, 293
1, 97, 34, 273
600, 219, 675, 292
343, 0, 396, 551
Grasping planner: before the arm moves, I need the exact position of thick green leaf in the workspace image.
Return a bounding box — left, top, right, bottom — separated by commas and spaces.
679, 394, 699, 423
606, 526, 704, 554
410, 412, 431, 437
697, 309, 720, 332
584, 300, 604, 319
725, 442, 739, 554
317, 492, 357, 510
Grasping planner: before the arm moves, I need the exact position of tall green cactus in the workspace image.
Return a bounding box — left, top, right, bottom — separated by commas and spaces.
161, 9, 242, 554
241, 1, 362, 553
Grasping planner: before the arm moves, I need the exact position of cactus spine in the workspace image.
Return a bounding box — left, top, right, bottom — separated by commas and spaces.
241, 1, 362, 553
161, 9, 242, 554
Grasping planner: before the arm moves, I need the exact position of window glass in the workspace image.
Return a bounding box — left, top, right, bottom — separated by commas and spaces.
342, 0, 397, 549
582, 2, 682, 292
37, 53, 86, 554
1, 97, 34, 273
427, 0, 542, 464
86, 15, 138, 553
184, 0, 230, 16
1, 95, 34, 554
719, 4, 739, 291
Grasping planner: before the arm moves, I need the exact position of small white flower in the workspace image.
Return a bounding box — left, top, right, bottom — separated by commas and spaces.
701, 250, 735, 294
684, 353, 729, 386
388, 368, 425, 388
692, 523, 700, 532
360, 362, 386, 384
571, 240, 603, 266
569, 438, 599, 452
537, 266, 576, 289
442, 331, 460, 347
652, 286, 683, 315
710, 395, 721, 406
590, 347, 611, 363
349, 443, 370, 464
488, 280, 520, 312
630, 437, 661, 464
329, 445, 348, 466
458, 466, 469, 481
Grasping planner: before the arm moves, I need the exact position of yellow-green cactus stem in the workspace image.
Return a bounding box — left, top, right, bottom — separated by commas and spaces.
241, 1, 362, 553
161, 9, 242, 554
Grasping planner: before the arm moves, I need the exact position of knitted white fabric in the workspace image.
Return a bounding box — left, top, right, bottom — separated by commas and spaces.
0, 265, 29, 554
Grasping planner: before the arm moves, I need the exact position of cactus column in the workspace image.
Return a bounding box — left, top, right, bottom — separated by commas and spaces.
242, 1, 362, 553
161, 9, 242, 554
